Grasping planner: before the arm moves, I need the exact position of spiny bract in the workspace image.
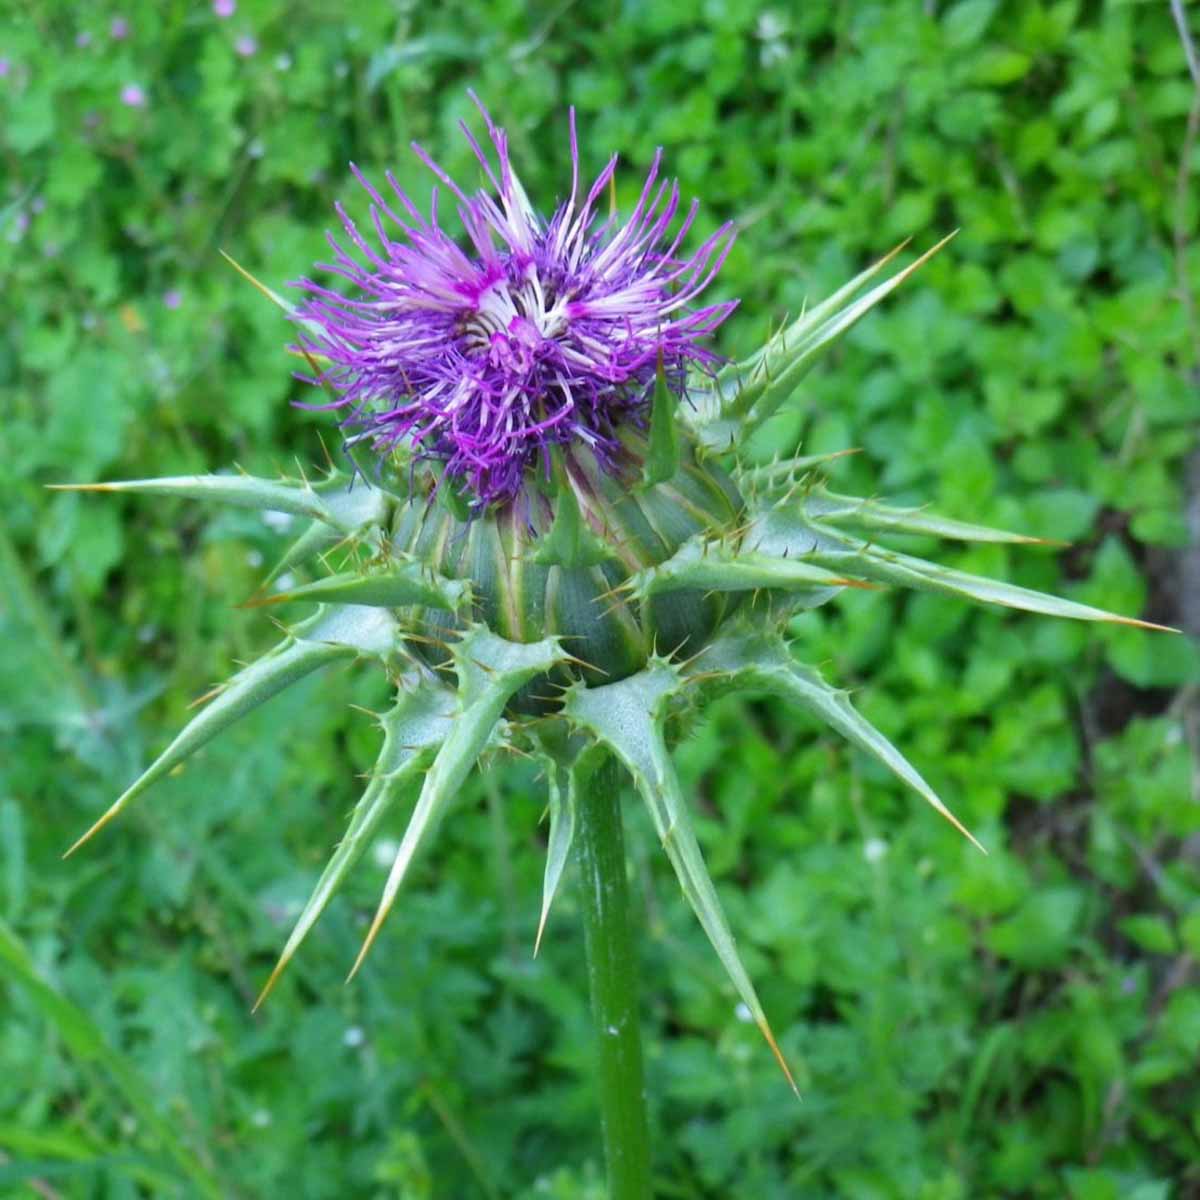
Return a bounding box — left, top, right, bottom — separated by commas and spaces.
58, 102, 1170, 1088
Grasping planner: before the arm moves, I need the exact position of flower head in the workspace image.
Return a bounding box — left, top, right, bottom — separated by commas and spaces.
120, 83, 146, 108
67, 174, 1172, 1108
295, 96, 736, 509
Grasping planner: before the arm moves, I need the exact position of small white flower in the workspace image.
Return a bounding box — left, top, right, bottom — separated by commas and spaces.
756, 11, 788, 40
262, 509, 292, 532
372, 838, 399, 869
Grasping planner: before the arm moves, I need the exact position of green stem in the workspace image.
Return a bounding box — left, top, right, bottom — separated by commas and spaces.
574, 757, 652, 1200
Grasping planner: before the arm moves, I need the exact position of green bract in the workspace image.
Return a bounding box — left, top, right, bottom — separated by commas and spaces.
58, 244, 1170, 1086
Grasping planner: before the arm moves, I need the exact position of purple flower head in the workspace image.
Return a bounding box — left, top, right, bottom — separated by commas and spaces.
214, 0, 236, 16
234, 33, 257, 57
120, 83, 146, 108
110, 16, 130, 39
294, 96, 736, 509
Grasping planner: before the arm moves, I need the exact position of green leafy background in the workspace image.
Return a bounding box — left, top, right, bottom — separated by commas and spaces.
3, 1, 1199, 1196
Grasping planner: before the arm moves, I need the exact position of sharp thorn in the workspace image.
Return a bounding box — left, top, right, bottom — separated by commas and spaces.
187, 684, 225, 710
63, 807, 120, 858
251, 962, 287, 1013
45, 482, 120, 492
239, 591, 293, 610
346, 906, 387, 982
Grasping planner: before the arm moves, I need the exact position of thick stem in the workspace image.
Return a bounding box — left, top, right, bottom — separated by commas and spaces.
574, 757, 652, 1200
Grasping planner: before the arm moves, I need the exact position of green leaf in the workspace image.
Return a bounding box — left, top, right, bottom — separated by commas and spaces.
342, 437, 412, 504
537, 759, 576, 956
621, 535, 856, 602
255, 673, 458, 1006
1181, 911, 1200, 957
727, 242, 913, 388
316, 473, 394, 530
49, 470, 388, 536
690, 624, 984, 851
349, 627, 565, 973
693, 237, 955, 445
65, 606, 396, 856
1118, 914, 1176, 956
972, 48, 1033, 86
987, 886, 1084, 968
0, 919, 224, 1198
641, 354, 680, 488
943, 0, 999, 48
748, 237, 957, 433
41, 352, 129, 475
6, 89, 56, 153
435, 469, 472, 521
261, 518, 344, 587
533, 462, 615, 569
531, 739, 603, 956
739, 448, 863, 491
806, 532, 1175, 631
683, 244, 919, 447
804, 485, 1049, 545
564, 662, 800, 1092
252, 560, 469, 612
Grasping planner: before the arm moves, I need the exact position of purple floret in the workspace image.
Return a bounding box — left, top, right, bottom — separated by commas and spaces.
294, 94, 736, 508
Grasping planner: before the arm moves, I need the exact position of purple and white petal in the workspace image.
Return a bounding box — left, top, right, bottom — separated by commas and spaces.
295, 101, 736, 509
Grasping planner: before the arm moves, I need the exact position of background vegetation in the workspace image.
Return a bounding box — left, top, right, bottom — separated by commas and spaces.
3, 1, 1199, 1196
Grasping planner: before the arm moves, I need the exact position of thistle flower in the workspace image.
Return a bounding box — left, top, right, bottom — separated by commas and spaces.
58, 102, 1173, 1096
295, 95, 735, 510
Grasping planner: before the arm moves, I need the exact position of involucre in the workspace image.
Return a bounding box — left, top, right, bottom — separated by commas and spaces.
58, 97, 1171, 1086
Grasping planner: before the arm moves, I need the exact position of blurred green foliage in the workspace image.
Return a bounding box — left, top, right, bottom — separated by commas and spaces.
2, 0, 1199, 1196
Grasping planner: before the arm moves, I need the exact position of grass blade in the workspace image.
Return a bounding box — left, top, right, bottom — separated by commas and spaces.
0, 920, 224, 1198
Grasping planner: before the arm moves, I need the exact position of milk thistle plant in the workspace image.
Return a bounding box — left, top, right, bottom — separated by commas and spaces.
60, 98, 1169, 1196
